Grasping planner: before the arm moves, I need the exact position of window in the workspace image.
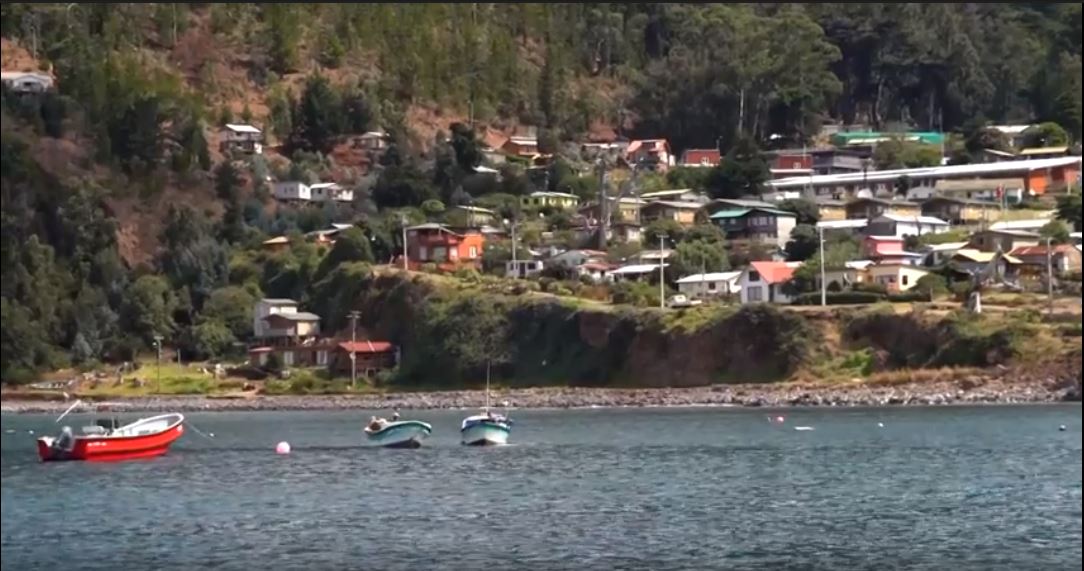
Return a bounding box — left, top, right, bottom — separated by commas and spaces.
469, 246, 479, 258
748, 286, 764, 301
748, 270, 761, 282
433, 246, 447, 261
708, 281, 717, 291
283, 351, 294, 366
419, 246, 429, 260
902, 275, 909, 286
317, 351, 328, 366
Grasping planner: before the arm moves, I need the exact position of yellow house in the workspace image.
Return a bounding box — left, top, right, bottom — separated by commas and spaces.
816, 199, 848, 221
578, 197, 644, 223
866, 264, 929, 293
640, 201, 703, 227
522, 191, 580, 210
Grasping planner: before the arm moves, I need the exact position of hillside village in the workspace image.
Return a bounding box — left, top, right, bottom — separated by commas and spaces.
1, 4, 1081, 390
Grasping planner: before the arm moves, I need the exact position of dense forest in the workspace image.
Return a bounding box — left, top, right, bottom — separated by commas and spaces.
1, 3, 1081, 381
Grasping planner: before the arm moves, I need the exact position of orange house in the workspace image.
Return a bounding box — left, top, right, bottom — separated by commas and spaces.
405, 223, 486, 272
1025, 161, 1080, 195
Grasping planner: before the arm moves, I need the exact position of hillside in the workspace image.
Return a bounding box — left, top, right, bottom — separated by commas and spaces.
1, 3, 1082, 382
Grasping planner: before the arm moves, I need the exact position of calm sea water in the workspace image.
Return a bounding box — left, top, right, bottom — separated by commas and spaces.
1, 406, 1081, 570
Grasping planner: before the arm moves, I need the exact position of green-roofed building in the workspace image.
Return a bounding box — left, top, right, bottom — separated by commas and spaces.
830, 131, 946, 147
709, 206, 797, 250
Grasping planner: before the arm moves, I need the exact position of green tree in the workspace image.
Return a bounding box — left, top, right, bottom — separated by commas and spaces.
121, 275, 177, 346
421, 199, 446, 218
1056, 194, 1082, 231
200, 286, 259, 340
315, 227, 374, 281
190, 321, 236, 360
706, 137, 769, 199
159, 206, 229, 307
1039, 220, 1071, 244
669, 239, 730, 279
265, 4, 301, 73
1020, 122, 1070, 148
449, 123, 483, 171
290, 74, 342, 152
777, 198, 820, 225
784, 224, 820, 262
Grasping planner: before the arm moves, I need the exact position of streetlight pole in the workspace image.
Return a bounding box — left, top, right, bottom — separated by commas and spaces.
658, 234, 667, 309
1045, 237, 1054, 316
819, 225, 827, 307
348, 310, 360, 388
152, 335, 163, 394
510, 217, 518, 277
401, 215, 409, 271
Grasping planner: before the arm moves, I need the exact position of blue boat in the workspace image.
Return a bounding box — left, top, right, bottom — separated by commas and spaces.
364, 419, 433, 448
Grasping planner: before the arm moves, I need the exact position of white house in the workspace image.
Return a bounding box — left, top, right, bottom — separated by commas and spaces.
675, 271, 743, 299
549, 249, 608, 268
310, 182, 353, 202
273, 181, 312, 202
865, 214, 950, 238
222, 123, 263, 154
576, 261, 614, 283
611, 263, 667, 282
506, 259, 544, 279
738, 261, 800, 304
0, 71, 54, 94
253, 298, 299, 338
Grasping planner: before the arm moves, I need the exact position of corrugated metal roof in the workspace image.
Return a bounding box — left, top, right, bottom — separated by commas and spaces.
771, 157, 1081, 189
675, 271, 742, 284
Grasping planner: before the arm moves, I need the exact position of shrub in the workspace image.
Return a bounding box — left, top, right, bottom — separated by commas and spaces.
852, 282, 888, 295
914, 274, 949, 298
886, 292, 931, 303
793, 291, 885, 305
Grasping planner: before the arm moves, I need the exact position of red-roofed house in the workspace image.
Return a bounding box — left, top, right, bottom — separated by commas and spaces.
626, 139, 674, 172
679, 149, 721, 168
739, 261, 801, 304
329, 340, 398, 377
862, 236, 924, 265
1009, 244, 1082, 274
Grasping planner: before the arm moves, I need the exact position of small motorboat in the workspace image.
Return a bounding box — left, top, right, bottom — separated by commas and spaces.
460, 411, 512, 446
364, 417, 432, 448
37, 413, 185, 462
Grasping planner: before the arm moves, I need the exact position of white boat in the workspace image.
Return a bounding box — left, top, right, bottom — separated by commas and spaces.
460, 363, 513, 446
364, 419, 432, 448
460, 412, 512, 446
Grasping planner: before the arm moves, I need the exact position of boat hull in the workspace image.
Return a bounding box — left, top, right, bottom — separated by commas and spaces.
460, 421, 511, 446
364, 421, 432, 448
37, 423, 185, 462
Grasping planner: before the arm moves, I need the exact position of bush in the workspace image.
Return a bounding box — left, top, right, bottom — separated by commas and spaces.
793, 291, 885, 305
852, 282, 888, 295
951, 281, 973, 301
914, 274, 949, 298
886, 292, 931, 303
611, 281, 659, 307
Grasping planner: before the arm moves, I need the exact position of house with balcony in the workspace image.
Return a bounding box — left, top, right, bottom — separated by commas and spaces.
251, 298, 321, 347
405, 223, 486, 271
626, 139, 674, 172
710, 207, 797, 249
845, 198, 922, 220
522, 191, 579, 210
920, 197, 1000, 225
221, 123, 263, 154
640, 201, 703, 227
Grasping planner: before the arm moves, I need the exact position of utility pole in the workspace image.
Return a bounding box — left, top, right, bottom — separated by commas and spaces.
819, 225, 827, 307
1045, 237, 1054, 316
510, 217, 518, 277
152, 335, 163, 394
401, 215, 409, 271
597, 159, 609, 251
658, 234, 667, 309
348, 310, 361, 388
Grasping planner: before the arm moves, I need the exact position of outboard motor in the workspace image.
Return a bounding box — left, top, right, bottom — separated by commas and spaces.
54, 426, 75, 452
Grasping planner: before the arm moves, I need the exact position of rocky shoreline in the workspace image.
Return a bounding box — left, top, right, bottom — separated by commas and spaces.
2, 375, 1080, 413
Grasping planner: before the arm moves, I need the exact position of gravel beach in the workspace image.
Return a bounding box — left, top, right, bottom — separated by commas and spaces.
2, 373, 1079, 413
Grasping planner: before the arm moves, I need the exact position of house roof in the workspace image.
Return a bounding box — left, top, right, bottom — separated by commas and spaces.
989, 218, 1054, 231
991, 124, 1033, 135
529, 191, 579, 199
639, 188, 700, 200
452, 205, 496, 214
626, 139, 669, 155
578, 261, 615, 272
309, 182, 341, 190
953, 249, 1009, 264
712, 198, 777, 209
266, 312, 321, 322
847, 197, 920, 207
934, 178, 1026, 193
338, 341, 394, 354
263, 236, 289, 245
922, 196, 1000, 207
406, 222, 458, 233
675, 271, 742, 284
1018, 146, 1069, 156
709, 206, 794, 220
771, 157, 1081, 189
816, 219, 869, 230
867, 236, 904, 242
925, 241, 969, 252
871, 214, 950, 226
473, 165, 500, 175
225, 123, 261, 134
976, 228, 1041, 238
260, 298, 299, 305
642, 200, 704, 211
611, 263, 667, 275
1010, 244, 1079, 257
748, 261, 798, 284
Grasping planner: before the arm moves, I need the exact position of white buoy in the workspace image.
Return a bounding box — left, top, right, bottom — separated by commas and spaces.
1059, 425, 1067, 432
877, 422, 885, 428
275, 441, 291, 455
27, 430, 34, 435
794, 426, 814, 431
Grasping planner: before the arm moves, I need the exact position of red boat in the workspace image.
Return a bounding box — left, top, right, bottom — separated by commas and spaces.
37, 413, 186, 462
